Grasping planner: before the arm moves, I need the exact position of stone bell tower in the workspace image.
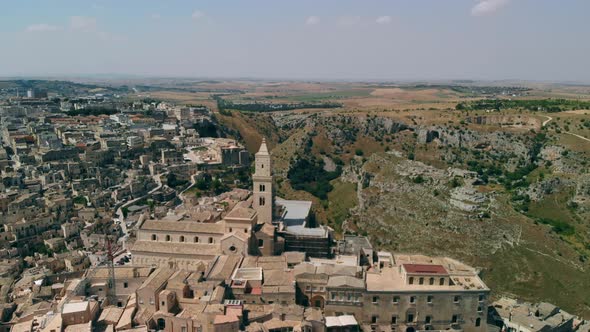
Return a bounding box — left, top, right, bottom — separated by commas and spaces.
253, 138, 273, 224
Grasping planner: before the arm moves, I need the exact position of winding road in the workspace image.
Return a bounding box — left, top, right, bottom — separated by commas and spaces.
541, 115, 590, 143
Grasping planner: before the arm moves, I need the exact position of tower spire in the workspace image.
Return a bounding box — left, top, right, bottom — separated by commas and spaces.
253, 137, 273, 224
257, 138, 269, 155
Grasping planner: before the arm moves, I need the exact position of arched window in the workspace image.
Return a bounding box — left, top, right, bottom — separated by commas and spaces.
419, 277, 424, 285
429, 277, 434, 285
475, 318, 481, 327
165, 235, 171, 241
409, 277, 414, 285
439, 277, 445, 285
209, 237, 213, 244
179, 236, 185, 242
157, 318, 166, 330
194, 236, 199, 243
151, 234, 157, 241
259, 197, 265, 206
425, 315, 432, 324
260, 184, 265, 192
229, 228, 233, 232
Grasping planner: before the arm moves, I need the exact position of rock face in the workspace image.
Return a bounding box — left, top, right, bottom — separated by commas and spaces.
466, 115, 542, 130
322, 155, 337, 172
573, 174, 590, 207
340, 152, 520, 259
523, 177, 567, 202
417, 129, 440, 144
273, 113, 535, 170
449, 186, 490, 213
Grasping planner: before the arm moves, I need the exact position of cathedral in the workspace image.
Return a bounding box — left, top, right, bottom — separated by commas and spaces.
131, 139, 333, 269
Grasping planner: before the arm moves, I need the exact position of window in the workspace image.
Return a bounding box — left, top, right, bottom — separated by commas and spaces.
229, 245, 237, 253
151, 234, 157, 241
475, 318, 481, 327
229, 228, 232, 232
331, 293, 336, 300
393, 296, 400, 304
452, 315, 458, 323
425, 316, 432, 324
161, 301, 165, 306
208, 237, 213, 244
477, 306, 483, 312
259, 197, 265, 206
407, 313, 414, 323
123, 282, 128, 288
258, 239, 264, 247
157, 318, 165, 331
244, 228, 248, 233
181, 327, 187, 332
409, 296, 416, 304
180, 236, 185, 242
371, 316, 378, 324
454, 296, 460, 303
347, 293, 352, 301
165, 235, 171, 241
372, 296, 379, 304
306, 285, 311, 291
391, 316, 397, 324
259, 184, 265, 191
409, 277, 414, 284
427, 295, 433, 303
419, 277, 424, 285
194, 236, 199, 243
478, 294, 485, 302
429, 277, 434, 285
439, 278, 445, 285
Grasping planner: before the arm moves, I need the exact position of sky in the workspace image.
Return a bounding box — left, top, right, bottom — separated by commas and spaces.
0, 0, 589, 81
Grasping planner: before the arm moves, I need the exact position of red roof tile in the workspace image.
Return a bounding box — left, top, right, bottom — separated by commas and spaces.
403, 264, 448, 275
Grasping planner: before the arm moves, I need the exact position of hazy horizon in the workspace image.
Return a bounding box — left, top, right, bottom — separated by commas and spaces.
2, 0, 590, 82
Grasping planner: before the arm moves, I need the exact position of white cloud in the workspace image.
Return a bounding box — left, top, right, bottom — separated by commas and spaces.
305, 16, 320, 25
471, 0, 511, 16
25, 24, 61, 32
376, 16, 392, 25
70, 16, 97, 31
192, 10, 205, 20
338, 16, 361, 26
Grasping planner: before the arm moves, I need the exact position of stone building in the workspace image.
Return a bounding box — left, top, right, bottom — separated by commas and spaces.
252, 138, 273, 225
340, 254, 489, 332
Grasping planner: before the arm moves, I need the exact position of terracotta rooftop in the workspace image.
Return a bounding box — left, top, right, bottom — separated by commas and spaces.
403, 264, 448, 275
141, 220, 225, 234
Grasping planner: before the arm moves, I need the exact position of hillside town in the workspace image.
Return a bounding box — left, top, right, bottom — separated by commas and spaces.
0, 87, 588, 332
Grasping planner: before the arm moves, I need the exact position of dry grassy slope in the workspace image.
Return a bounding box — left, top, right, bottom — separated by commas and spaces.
216, 112, 282, 153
